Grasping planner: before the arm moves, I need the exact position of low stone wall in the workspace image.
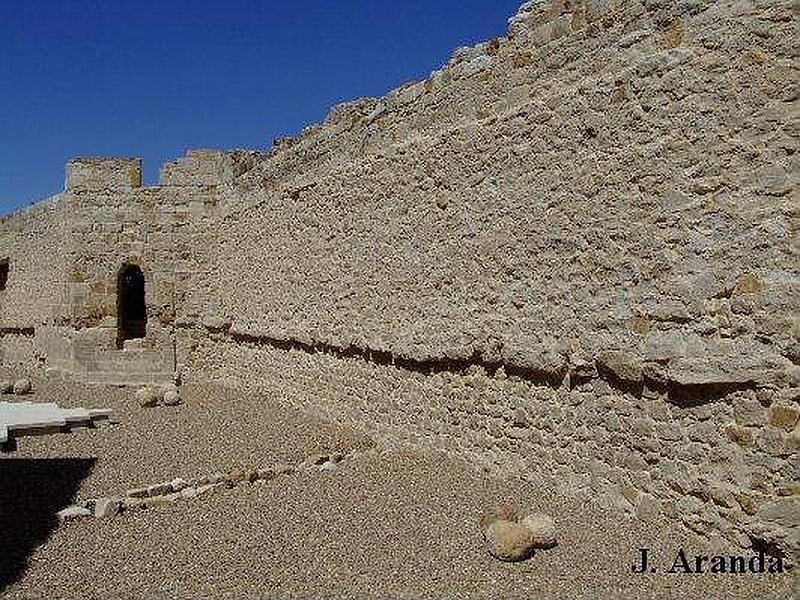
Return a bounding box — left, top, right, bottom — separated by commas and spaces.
58, 448, 361, 522
186, 334, 798, 560
37, 326, 173, 386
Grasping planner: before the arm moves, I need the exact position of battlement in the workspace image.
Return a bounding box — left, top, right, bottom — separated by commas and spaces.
62, 150, 266, 196
66, 157, 143, 192
159, 149, 227, 188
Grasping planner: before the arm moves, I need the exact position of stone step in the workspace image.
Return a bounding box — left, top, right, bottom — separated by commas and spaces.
0, 401, 112, 444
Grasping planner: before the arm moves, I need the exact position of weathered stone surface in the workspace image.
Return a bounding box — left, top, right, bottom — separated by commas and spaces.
756, 426, 794, 457
502, 344, 567, 381
12, 378, 32, 395
256, 464, 294, 481
758, 499, 800, 530
665, 355, 785, 389
195, 483, 219, 496
635, 494, 662, 521
724, 423, 754, 447
135, 387, 161, 408
733, 396, 766, 427
125, 481, 177, 499
483, 519, 537, 562
736, 492, 759, 516
478, 504, 519, 532
67, 157, 141, 191
206, 472, 228, 485
596, 352, 643, 383
94, 497, 122, 519
170, 478, 188, 492
126, 487, 149, 499
1, 401, 112, 444
1, 0, 798, 564
201, 314, 231, 331
0, 381, 12, 394
319, 460, 338, 472
147, 482, 174, 497
163, 390, 181, 406
57, 506, 92, 522
180, 487, 199, 499
520, 513, 557, 549
768, 402, 799, 432
304, 454, 333, 468
228, 469, 254, 484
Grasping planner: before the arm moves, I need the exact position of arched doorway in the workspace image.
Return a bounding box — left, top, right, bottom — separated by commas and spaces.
117, 264, 146, 348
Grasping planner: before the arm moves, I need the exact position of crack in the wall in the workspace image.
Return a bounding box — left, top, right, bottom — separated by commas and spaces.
654, 380, 758, 408
219, 330, 759, 407
591, 366, 645, 397
0, 327, 35, 338
226, 330, 566, 389
592, 363, 759, 407
749, 535, 790, 562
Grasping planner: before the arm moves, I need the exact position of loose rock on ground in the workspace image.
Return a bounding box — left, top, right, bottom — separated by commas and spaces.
480, 505, 558, 561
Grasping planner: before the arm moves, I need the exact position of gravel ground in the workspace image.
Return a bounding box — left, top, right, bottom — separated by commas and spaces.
3, 449, 796, 599
3, 375, 373, 497
1, 376, 796, 599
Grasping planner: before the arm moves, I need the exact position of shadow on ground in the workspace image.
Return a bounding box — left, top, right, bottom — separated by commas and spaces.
0, 457, 95, 591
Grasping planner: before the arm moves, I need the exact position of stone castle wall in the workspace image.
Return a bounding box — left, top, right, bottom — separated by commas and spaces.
0, 194, 71, 369
0, 0, 797, 559
0, 194, 71, 330
210, 0, 796, 377
181, 0, 798, 558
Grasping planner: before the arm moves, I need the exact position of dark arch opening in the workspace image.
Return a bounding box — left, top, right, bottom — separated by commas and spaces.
117, 264, 146, 348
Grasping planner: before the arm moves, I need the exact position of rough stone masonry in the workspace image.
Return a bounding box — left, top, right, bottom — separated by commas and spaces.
0, 0, 797, 560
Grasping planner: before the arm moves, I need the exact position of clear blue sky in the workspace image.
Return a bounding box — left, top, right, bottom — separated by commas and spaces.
0, 0, 522, 215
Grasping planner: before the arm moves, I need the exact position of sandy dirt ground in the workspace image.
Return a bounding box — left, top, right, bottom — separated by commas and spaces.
1, 377, 796, 599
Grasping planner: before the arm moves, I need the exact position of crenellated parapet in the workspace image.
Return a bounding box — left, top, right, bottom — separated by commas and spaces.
159, 149, 267, 189
159, 149, 227, 188
66, 157, 143, 193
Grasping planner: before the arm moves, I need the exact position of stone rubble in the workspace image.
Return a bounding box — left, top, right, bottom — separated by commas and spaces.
520, 513, 558, 549
134, 387, 161, 408
2, 377, 33, 395
479, 505, 559, 562
12, 378, 32, 395
163, 390, 181, 406
136, 384, 182, 408
58, 449, 363, 523
94, 497, 122, 519
56, 506, 92, 522
483, 520, 540, 562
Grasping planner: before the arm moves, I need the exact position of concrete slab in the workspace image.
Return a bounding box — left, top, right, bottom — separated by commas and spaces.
0, 401, 112, 444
